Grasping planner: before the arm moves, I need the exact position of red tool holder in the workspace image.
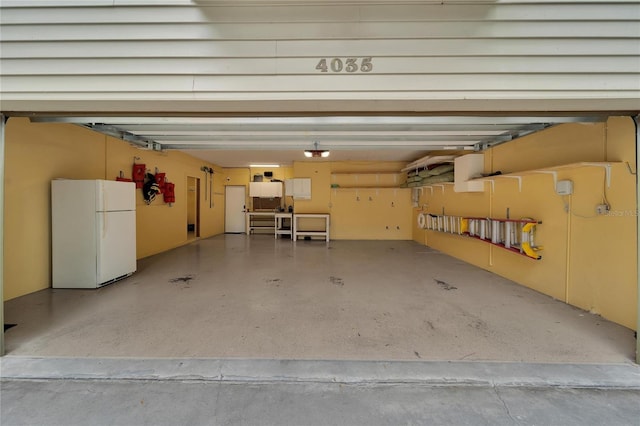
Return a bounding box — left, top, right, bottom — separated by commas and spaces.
132, 164, 146, 189
163, 182, 175, 204
154, 172, 166, 194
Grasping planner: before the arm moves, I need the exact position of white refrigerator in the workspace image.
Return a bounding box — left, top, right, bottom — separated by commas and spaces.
52, 179, 137, 288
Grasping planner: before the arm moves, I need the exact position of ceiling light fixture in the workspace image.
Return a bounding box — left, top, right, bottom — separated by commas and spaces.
250, 164, 280, 168
304, 142, 330, 158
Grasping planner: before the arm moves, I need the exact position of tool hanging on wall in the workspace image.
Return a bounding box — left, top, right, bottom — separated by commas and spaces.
132, 158, 146, 189
163, 182, 175, 205
201, 166, 209, 201
208, 168, 214, 208
200, 166, 214, 208
142, 173, 161, 205
154, 171, 166, 194
420, 213, 543, 260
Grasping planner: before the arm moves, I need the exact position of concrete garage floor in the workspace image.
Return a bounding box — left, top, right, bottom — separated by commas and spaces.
3, 235, 636, 362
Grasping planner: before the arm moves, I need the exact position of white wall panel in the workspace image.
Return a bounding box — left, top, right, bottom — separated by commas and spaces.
4, 57, 639, 75
0, 41, 277, 58
4, 39, 637, 59
2, 21, 637, 41
0, 1, 638, 113
2, 3, 638, 22
4, 74, 637, 93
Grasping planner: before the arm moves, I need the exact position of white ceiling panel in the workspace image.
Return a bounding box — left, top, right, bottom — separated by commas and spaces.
30, 115, 604, 167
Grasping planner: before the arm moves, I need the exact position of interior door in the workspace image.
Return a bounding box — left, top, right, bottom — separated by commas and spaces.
225, 185, 246, 233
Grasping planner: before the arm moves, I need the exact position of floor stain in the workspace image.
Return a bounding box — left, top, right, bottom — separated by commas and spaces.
434, 279, 457, 291
170, 275, 194, 283
425, 321, 435, 330
329, 276, 344, 287
468, 318, 488, 331
414, 351, 421, 359
265, 278, 282, 287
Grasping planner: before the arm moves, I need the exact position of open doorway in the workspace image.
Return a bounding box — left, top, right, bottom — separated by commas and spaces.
187, 176, 200, 240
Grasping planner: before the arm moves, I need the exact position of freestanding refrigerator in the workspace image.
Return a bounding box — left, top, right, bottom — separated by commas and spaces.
52, 179, 137, 288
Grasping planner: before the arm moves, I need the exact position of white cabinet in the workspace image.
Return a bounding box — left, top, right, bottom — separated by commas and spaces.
454, 154, 485, 193
249, 182, 282, 197
285, 178, 311, 200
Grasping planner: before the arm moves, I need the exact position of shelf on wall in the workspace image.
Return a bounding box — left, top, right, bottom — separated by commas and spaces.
332, 186, 406, 189
471, 161, 621, 192
331, 187, 410, 198
331, 172, 405, 188
331, 172, 403, 176
413, 182, 455, 194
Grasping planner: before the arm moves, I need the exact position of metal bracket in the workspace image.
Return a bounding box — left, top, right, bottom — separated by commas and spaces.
147, 141, 162, 151
432, 184, 446, 194
501, 175, 523, 192
582, 162, 612, 188
419, 186, 433, 196
533, 170, 558, 188
88, 124, 162, 151
484, 179, 495, 192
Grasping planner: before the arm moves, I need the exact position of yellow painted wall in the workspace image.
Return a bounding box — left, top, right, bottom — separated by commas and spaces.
330, 188, 412, 239
293, 161, 331, 213
288, 160, 413, 239
221, 168, 252, 187
248, 166, 293, 183
414, 117, 637, 330
566, 117, 638, 328
490, 122, 606, 172
4, 118, 224, 301
329, 161, 411, 240
4, 118, 105, 300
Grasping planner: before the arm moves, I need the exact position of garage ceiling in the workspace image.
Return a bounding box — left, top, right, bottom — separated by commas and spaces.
32, 115, 604, 167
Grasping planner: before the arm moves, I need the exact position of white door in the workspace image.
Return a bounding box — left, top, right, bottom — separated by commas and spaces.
225, 185, 246, 233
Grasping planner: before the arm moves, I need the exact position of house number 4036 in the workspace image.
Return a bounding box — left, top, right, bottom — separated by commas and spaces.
315, 57, 373, 73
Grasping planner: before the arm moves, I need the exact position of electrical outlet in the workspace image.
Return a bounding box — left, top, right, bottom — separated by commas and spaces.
595, 204, 610, 215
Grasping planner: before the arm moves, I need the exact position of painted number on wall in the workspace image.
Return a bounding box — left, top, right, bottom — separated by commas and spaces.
315, 57, 373, 73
